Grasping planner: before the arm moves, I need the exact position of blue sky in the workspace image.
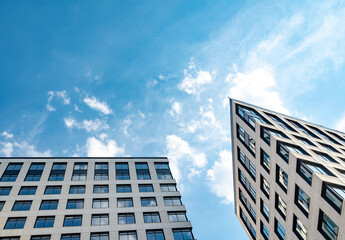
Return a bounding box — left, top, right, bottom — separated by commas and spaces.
1, 0, 345, 239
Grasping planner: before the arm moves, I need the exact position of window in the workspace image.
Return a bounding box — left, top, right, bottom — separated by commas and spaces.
265, 113, 296, 131
239, 189, 256, 222
12, 201, 32, 211
237, 124, 256, 156
261, 175, 270, 199
169, 212, 187, 222
4, 217, 26, 229
31, 236, 51, 240
93, 199, 109, 208
260, 199, 269, 222
287, 119, 319, 138
0, 187, 11, 196
318, 210, 339, 240
297, 160, 334, 185
160, 184, 177, 192
66, 199, 84, 209
34, 216, 55, 228
314, 150, 338, 163
44, 186, 61, 195
146, 230, 164, 240
61, 233, 80, 240
63, 215, 82, 227
135, 163, 151, 180
294, 135, 315, 146
119, 232, 137, 240
275, 193, 287, 220
93, 185, 108, 193
261, 149, 270, 174
48, 163, 66, 181
117, 198, 133, 208
40, 200, 58, 210
327, 130, 345, 144
94, 163, 108, 180
275, 218, 286, 240
172, 229, 194, 240
293, 215, 307, 240
236, 103, 270, 130
295, 185, 310, 217
19, 186, 37, 195
277, 141, 309, 163
240, 207, 256, 239
322, 183, 345, 214
0, 238, 20, 240
90, 233, 109, 240
155, 162, 172, 179
25, 163, 45, 181
118, 213, 135, 224
72, 163, 87, 181
61, 234, 80, 240
261, 126, 288, 146
164, 197, 182, 206
91, 214, 109, 226
238, 147, 256, 180
238, 169, 256, 202
276, 165, 288, 193
143, 212, 161, 223
69, 185, 85, 194
261, 221, 269, 240
0, 201, 5, 211
117, 184, 132, 193
116, 163, 130, 180
319, 143, 340, 153
1, 163, 23, 182
139, 184, 154, 192
141, 197, 157, 207
308, 125, 340, 145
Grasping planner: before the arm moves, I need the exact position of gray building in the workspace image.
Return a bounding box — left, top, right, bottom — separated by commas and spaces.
230, 99, 345, 240
0, 157, 194, 240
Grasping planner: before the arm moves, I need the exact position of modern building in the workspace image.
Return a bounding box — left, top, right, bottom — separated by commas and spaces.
230, 99, 345, 240
0, 157, 194, 240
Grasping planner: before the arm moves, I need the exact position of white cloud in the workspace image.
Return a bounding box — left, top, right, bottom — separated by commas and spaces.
86, 137, 124, 157
46, 90, 71, 111
138, 110, 146, 119
13, 141, 51, 157
1, 131, 13, 139
74, 105, 82, 112
123, 118, 132, 136
335, 112, 345, 132
0, 142, 13, 157
207, 150, 233, 204
84, 96, 113, 115
64, 117, 109, 132
170, 102, 182, 116
146, 79, 158, 88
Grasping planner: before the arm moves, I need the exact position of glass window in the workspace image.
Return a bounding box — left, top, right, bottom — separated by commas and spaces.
294, 135, 315, 146
276, 165, 288, 192
164, 197, 182, 206
66, 199, 84, 209
261, 221, 269, 240
239, 189, 256, 222
117, 198, 133, 208
116, 184, 132, 193
314, 151, 338, 163
1, 163, 23, 182
143, 212, 161, 223
0, 187, 12, 196
261, 149, 270, 173
287, 119, 319, 138
293, 215, 307, 240
261, 126, 288, 146
0, 238, 20, 240
260, 199, 269, 222
19, 186, 37, 195
239, 169, 256, 202
237, 124, 256, 156
160, 184, 177, 192
90, 233, 109, 240
308, 125, 340, 145
318, 210, 338, 240
119, 232, 137, 240
93, 185, 108, 193
63, 215, 82, 227
238, 147, 255, 180
69, 185, 85, 194
0, 201, 5, 211
141, 197, 157, 207
61, 234, 80, 240
118, 213, 135, 224
12, 201, 32, 211
236, 103, 270, 130
93, 199, 109, 208
276, 193, 287, 220
261, 175, 270, 199
40, 200, 58, 210
146, 230, 164, 240
295, 185, 310, 217
25, 163, 45, 181
135, 163, 151, 180
139, 184, 154, 192
155, 162, 172, 179
116, 163, 130, 180
94, 163, 108, 181
34, 216, 55, 228
322, 183, 345, 214
91, 214, 109, 226
297, 161, 333, 186
265, 113, 295, 131
169, 212, 187, 222
275, 218, 286, 240
4, 217, 26, 229
44, 186, 61, 195
48, 163, 66, 181
72, 163, 87, 181
31, 236, 51, 240
172, 229, 194, 240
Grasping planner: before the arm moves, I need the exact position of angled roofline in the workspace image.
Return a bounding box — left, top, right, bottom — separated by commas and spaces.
229, 97, 237, 215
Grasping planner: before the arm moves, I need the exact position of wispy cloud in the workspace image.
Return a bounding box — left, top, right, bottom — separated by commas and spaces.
86, 136, 124, 157
84, 96, 113, 115
335, 112, 345, 132
64, 117, 109, 132
0, 140, 51, 157
46, 90, 71, 112
1, 131, 13, 139
170, 102, 182, 116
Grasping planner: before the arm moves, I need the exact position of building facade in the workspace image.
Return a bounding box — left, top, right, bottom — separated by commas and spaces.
230, 99, 345, 240
0, 157, 194, 240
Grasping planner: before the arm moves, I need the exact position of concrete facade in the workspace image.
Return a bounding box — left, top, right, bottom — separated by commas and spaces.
0, 157, 194, 240
231, 99, 345, 240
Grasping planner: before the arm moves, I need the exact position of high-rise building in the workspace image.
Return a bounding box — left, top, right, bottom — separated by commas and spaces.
230, 99, 345, 240
0, 157, 194, 240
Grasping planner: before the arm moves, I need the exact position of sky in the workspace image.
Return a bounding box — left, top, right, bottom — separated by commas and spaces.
1, 0, 345, 239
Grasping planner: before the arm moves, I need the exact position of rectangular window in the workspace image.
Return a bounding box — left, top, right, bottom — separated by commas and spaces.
93, 185, 109, 194
275, 218, 286, 240
146, 230, 164, 240
4, 217, 26, 229
155, 162, 172, 179
260, 199, 269, 222
261, 175, 270, 199
318, 210, 339, 240
327, 130, 345, 144
308, 125, 340, 145
119, 232, 137, 240
143, 212, 161, 223
61, 234, 80, 240
293, 215, 307, 240
160, 184, 177, 192
261, 126, 288, 146
92, 199, 109, 208
40, 200, 58, 210
238, 147, 255, 180
48, 163, 66, 181
237, 124, 256, 156
239, 189, 256, 223
139, 184, 154, 192
277, 142, 309, 163
117, 198, 133, 208
31, 236, 51, 240
314, 150, 338, 163
168, 211, 187, 222
0, 238, 20, 240
276, 165, 288, 193
172, 229, 194, 240
116, 163, 130, 180
1, 163, 23, 182
94, 163, 108, 180
141, 197, 157, 207
322, 183, 345, 214
90, 233, 108, 240
91, 214, 109, 226
25, 163, 45, 181
275, 193, 287, 220
135, 163, 151, 180
72, 162, 87, 181
295, 185, 310, 217
12, 201, 32, 211
63, 215, 82, 227
164, 197, 182, 206
116, 184, 132, 193
44, 186, 61, 195
319, 142, 340, 153
0, 187, 12, 196
261, 221, 269, 240
236, 103, 270, 130
287, 119, 319, 138
294, 135, 315, 146
297, 160, 333, 186
118, 213, 135, 224
261, 149, 270, 174
19, 186, 37, 195
265, 113, 296, 131
66, 199, 84, 209
34, 216, 55, 228
238, 169, 256, 202
240, 208, 256, 239
69, 185, 85, 194
0, 201, 5, 211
